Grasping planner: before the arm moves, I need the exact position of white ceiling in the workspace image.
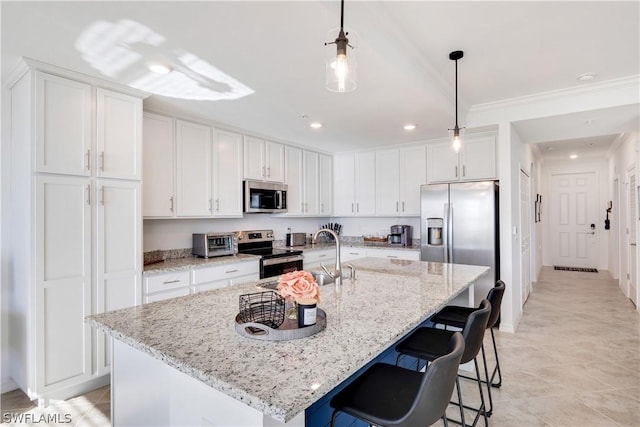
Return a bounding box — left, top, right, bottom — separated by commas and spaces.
2, 1, 639, 154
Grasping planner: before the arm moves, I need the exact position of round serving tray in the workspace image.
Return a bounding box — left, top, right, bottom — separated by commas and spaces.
235, 308, 326, 341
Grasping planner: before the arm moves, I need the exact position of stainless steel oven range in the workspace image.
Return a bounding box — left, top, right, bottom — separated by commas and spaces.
236, 229, 303, 279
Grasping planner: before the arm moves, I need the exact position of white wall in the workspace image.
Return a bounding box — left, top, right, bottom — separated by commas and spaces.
540, 157, 610, 270
143, 216, 420, 251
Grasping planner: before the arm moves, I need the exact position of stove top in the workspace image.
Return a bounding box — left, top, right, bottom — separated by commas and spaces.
240, 247, 303, 259
236, 229, 303, 259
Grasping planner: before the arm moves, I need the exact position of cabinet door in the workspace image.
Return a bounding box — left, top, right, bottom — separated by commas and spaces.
213, 129, 243, 216
244, 136, 265, 180
285, 146, 304, 215
376, 149, 400, 215
266, 141, 285, 182
303, 150, 320, 215
95, 180, 142, 375
427, 142, 460, 183
176, 120, 212, 216
462, 135, 497, 181
143, 113, 175, 217
399, 145, 427, 215
35, 176, 92, 391
319, 154, 333, 216
333, 154, 356, 216
96, 88, 142, 180
355, 152, 376, 215
35, 72, 92, 176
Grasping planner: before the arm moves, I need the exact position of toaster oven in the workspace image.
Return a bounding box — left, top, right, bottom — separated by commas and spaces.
192, 233, 237, 258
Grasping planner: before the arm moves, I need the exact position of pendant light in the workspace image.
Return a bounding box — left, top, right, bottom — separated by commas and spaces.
325, 0, 357, 92
449, 50, 464, 152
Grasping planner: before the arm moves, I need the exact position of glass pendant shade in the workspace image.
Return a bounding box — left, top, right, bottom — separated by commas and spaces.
449, 127, 465, 152
325, 27, 357, 93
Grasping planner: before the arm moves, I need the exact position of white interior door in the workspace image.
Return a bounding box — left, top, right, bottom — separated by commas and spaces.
627, 168, 637, 306
520, 170, 531, 305
550, 172, 598, 268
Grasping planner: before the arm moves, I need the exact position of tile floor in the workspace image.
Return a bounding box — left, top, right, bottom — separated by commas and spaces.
1, 266, 638, 426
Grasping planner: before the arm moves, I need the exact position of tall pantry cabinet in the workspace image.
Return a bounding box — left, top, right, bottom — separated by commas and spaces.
8, 61, 144, 402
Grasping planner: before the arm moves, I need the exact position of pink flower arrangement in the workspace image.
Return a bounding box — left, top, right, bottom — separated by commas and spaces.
276, 270, 320, 303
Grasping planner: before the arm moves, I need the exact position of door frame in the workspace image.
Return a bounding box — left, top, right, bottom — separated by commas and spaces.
519, 168, 532, 306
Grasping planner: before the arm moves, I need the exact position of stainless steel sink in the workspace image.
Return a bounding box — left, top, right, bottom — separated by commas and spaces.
312, 271, 335, 286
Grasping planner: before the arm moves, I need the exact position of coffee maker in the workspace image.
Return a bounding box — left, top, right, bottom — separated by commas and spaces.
388, 225, 413, 246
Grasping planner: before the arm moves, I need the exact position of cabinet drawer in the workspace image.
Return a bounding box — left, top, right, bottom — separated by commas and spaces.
341, 248, 366, 262
192, 261, 259, 285
145, 287, 190, 303
145, 271, 190, 294
366, 248, 420, 261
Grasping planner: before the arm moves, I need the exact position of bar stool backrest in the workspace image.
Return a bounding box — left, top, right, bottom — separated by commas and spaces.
460, 299, 491, 364
402, 332, 465, 427
486, 281, 506, 329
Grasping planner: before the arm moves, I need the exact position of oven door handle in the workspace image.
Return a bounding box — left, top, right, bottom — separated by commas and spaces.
262, 255, 304, 266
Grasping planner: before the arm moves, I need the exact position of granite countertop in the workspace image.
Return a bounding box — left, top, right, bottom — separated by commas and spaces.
278, 241, 421, 252
143, 253, 260, 274
88, 258, 488, 423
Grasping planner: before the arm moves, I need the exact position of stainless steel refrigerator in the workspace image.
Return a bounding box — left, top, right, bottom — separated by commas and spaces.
421, 181, 499, 304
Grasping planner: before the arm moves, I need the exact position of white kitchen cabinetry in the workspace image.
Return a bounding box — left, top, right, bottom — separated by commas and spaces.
95, 180, 142, 375
144, 271, 191, 303
191, 261, 259, 293
9, 63, 144, 402
143, 113, 175, 217
176, 119, 212, 216
319, 154, 333, 215
213, 130, 244, 217
341, 248, 367, 262
284, 147, 320, 216
365, 248, 420, 261
427, 134, 497, 183
244, 136, 284, 182
304, 249, 337, 270
399, 146, 427, 215
96, 88, 142, 180
334, 152, 376, 216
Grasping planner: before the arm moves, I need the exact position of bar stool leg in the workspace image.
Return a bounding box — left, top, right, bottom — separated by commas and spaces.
480, 344, 493, 416
473, 358, 489, 427
489, 328, 502, 388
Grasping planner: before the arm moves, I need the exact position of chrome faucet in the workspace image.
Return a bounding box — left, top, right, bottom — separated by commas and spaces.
312, 228, 341, 283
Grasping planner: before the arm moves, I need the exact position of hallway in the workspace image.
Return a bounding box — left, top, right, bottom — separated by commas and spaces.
2, 267, 639, 426
484, 266, 640, 426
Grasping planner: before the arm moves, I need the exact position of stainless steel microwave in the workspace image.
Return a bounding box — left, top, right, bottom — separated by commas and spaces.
192, 233, 237, 258
243, 180, 287, 213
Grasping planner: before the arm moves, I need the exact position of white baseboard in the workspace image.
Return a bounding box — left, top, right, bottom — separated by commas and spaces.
498, 323, 517, 333
1, 376, 18, 394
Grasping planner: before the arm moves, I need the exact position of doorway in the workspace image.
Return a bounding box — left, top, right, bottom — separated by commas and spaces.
549, 172, 598, 268
520, 169, 531, 305
627, 167, 637, 307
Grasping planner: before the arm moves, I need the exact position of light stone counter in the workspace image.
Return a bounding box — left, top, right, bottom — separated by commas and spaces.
143, 253, 259, 274
88, 258, 488, 424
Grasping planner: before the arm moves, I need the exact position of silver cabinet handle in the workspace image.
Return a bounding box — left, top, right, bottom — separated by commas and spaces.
170, 196, 174, 212
100, 186, 105, 206
209, 199, 213, 213
301, 203, 305, 212
99, 152, 105, 171
267, 167, 271, 178
85, 149, 91, 171
318, 254, 327, 258
386, 255, 398, 259
351, 202, 354, 213
305, 202, 308, 212
402, 201, 405, 212
225, 269, 239, 274
396, 201, 399, 212
163, 279, 180, 284
462, 165, 466, 177
455, 165, 458, 178
320, 203, 324, 213
357, 202, 360, 213
86, 184, 91, 205
262, 166, 266, 178
216, 199, 220, 211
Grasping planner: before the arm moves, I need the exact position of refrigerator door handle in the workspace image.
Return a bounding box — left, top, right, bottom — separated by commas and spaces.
443, 203, 450, 263
448, 204, 454, 263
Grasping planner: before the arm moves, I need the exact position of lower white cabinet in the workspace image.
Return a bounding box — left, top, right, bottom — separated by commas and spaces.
304, 249, 337, 270
341, 248, 367, 262
144, 271, 191, 303
365, 248, 420, 261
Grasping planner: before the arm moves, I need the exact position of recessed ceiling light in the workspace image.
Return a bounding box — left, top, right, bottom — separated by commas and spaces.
570, 154, 578, 159
148, 63, 172, 74
577, 72, 596, 82
310, 122, 323, 129
404, 124, 417, 131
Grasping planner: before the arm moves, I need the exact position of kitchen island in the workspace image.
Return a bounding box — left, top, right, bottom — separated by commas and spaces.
88, 258, 488, 426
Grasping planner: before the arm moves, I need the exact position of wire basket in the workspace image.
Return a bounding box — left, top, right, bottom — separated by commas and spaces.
238, 291, 285, 330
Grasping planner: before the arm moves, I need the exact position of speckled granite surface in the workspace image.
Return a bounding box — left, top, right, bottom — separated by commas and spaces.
88, 258, 488, 423
143, 253, 260, 274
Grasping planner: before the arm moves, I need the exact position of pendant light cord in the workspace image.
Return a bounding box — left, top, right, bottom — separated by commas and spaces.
340, 0, 345, 29
454, 58, 459, 130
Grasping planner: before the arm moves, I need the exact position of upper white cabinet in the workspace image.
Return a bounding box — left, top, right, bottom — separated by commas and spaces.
143, 113, 175, 217
35, 73, 92, 176
244, 136, 284, 182
319, 154, 333, 216
427, 134, 497, 183
212, 129, 244, 217
334, 152, 376, 216
96, 89, 143, 180
284, 146, 321, 216
175, 120, 212, 217
376, 146, 425, 216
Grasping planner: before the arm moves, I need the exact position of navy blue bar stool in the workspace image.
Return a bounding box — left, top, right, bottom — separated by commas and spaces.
395, 299, 492, 427
329, 332, 465, 427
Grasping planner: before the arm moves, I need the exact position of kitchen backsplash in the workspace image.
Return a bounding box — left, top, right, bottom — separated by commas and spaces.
143, 217, 420, 252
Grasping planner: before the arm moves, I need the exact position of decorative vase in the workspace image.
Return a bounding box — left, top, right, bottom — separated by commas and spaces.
286, 301, 298, 320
